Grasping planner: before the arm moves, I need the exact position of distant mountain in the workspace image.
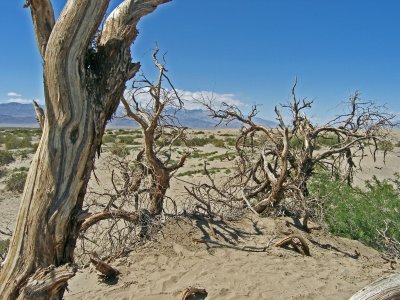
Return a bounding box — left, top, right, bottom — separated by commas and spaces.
0, 102, 276, 129
0, 102, 38, 127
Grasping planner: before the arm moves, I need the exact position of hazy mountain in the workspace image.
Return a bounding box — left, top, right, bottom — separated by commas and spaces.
0, 102, 276, 129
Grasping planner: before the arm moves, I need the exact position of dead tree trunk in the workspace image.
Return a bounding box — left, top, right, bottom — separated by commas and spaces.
349, 273, 400, 300
0, 1, 169, 299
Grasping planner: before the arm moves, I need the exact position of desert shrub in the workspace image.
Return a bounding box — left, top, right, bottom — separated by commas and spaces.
5, 135, 32, 150
15, 149, 36, 159
316, 133, 340, 147
207, 152, 235, 161
211, 138, 225, 148
186, 137, 209, 147
108, 143, 130, 157
0, 150, 15, 166
177, 167, 226, 177
224, 137, 236, 146
378, 140, 394, 152
190, 150, 218, 159
31, 143, 39, 152
185, 136, 225, 148
289, 135, 304, 149
5, 170, 28, 193
102, 134, 117, 143
309, 172, 400, 253
0, 168, 7, 179
117, 135, 140, 145
0, 239, 10, 259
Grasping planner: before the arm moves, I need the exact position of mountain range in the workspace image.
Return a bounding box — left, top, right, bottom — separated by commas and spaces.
0, 102, 276, 129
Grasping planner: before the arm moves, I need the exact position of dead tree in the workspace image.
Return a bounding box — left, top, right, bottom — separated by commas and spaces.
193, 84, 395, 216
121, 49, 188, 216
77, 51, 189, 259
349, 273, 400, 300
0, 1, 170, 299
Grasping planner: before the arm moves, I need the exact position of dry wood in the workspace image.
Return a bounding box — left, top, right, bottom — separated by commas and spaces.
17, 265, 75, 300
180, 287, 208, 300
274, 234, 311, 256
80, 210, 139, 232
32, 100, 45, 129
0, 1, 170, 299
349, 273, 400, 300
90, 254, 120, 279
190, 83, 395, 220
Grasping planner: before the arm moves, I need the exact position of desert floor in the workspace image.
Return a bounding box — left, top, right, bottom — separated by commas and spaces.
0, 128, 399, 299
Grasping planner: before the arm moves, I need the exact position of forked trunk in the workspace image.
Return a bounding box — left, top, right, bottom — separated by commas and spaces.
0, 0, 170, 298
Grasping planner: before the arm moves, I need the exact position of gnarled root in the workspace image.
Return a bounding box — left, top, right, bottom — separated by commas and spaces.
18, 264, 76, 300
274, 234, 310, 256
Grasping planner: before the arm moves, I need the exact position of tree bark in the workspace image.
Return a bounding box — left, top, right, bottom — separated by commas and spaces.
0, 1, 169, 299
349, 273, 400, 300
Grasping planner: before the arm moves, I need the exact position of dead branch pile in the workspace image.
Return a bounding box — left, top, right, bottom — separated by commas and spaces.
187, 83, 395, 221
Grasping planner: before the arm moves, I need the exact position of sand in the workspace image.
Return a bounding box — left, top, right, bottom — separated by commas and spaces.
64, 216, 395, 299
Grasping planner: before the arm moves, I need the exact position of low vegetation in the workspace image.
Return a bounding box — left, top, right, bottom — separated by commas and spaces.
0, 151, 15, 167
5, 169, 28, 193
309, 172, 400, 257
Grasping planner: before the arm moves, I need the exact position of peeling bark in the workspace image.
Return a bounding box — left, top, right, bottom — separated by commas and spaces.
349, 273, 400, 300
0, 1, 170, 299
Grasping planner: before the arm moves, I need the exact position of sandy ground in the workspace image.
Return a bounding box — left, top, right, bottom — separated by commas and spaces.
0, 128, 399, 299
64, 216, 395, 300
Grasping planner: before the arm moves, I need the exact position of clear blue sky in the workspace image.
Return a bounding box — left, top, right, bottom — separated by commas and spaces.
1, 0, 399, 120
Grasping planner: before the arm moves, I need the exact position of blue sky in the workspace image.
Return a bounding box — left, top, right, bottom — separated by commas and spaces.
1, 0, 399, 121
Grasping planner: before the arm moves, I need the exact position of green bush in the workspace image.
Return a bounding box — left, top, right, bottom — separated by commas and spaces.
316, 134, 340, 147
186, 136, 225, 148
117, 135, 140, 145
224, 137, 236, 146
309, 173, 400, 252
176, 167, 226, 177
0, 168, 7, 179
0, 239, 10, 258
102, 134, 117, 144
108, 144, 130, 157
289, 136, 304, 149
378, 140, 394, 152
190, 150, 218, 159
0, 151, 15, 166
5, 170, 28, 193
211, 139, 225, 148
5, 135, 32, 150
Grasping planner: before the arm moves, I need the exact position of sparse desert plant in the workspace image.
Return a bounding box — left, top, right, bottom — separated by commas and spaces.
108, 143, 130, 157
5, 170, 28, 193
0, 151, 15, 167
4, 135, 32, 150
0, 239, 10, 262
102, 134, 117, 144
117, 135, 141, 145
0, 168, 7, 179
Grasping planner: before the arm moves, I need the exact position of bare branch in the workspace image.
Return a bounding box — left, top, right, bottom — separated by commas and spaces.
25, 0, 55, 59
100, 0, 171, 47
32, 100, 45, 129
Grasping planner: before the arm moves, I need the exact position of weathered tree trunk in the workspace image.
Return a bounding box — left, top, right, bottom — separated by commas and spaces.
349, 273, 400, 300
0, 1, 169, 299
